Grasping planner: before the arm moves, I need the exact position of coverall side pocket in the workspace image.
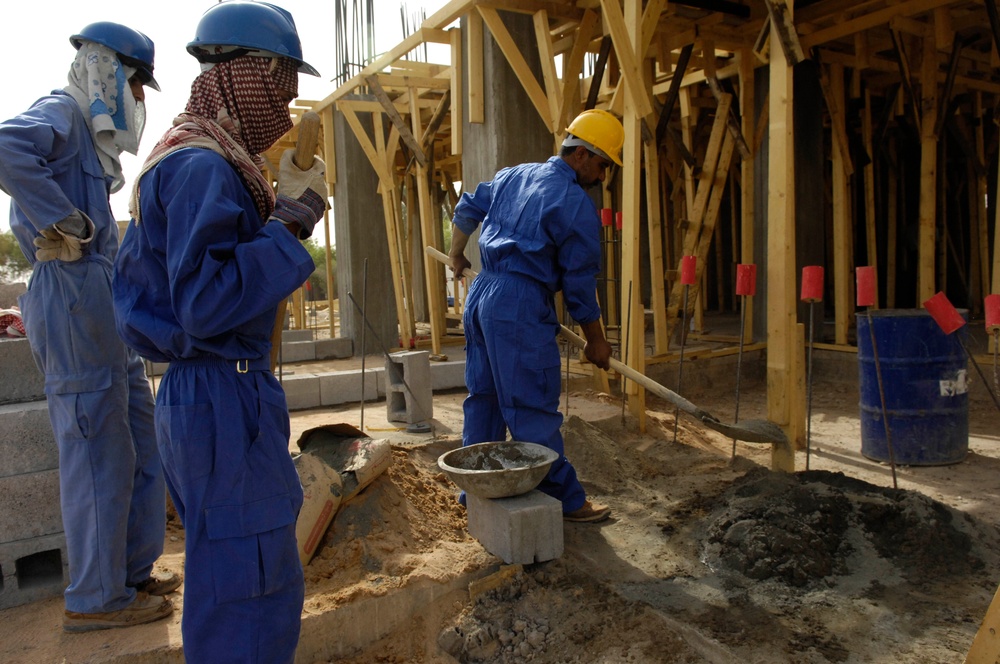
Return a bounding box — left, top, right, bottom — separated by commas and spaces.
204, 496, 299, 604
157, 402, 216, 486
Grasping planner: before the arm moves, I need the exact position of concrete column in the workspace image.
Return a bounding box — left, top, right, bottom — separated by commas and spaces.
459, 11, 551, 272
333, 111, 400, 354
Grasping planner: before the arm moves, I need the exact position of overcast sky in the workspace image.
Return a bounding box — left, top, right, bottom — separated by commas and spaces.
0, 0, 444, 245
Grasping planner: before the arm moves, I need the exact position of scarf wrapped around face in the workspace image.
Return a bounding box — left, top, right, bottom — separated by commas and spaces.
130, 55, 299, 222
64, 41, 144, 194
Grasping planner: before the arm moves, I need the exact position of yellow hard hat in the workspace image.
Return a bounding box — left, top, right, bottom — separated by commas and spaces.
563, 109, 624, 166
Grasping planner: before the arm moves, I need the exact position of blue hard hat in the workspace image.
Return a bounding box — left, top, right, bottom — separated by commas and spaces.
187, 1, 319, 76
70, 22, 159, 91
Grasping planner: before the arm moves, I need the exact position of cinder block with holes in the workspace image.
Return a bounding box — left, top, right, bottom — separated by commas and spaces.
385, 351, 432, 424
0, 533, 68, 610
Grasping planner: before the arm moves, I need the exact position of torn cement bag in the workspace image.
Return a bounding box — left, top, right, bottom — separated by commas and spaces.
293, 423, 392, 565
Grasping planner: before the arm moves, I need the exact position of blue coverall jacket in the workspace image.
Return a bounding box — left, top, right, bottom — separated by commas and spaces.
113, 147, 314, 664
0, 91, 164, 613
453, 156, 603, 512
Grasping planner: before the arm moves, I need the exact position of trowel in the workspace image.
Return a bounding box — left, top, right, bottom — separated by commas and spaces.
425, 245, 790, 447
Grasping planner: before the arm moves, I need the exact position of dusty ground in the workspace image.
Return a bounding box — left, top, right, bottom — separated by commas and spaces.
2, 347, 999, 663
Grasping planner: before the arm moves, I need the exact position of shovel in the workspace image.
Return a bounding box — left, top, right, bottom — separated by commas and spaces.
424, 245, 789, 446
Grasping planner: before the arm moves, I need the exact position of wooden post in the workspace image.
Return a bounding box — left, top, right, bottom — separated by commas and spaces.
767, 1, 798, 472
918, 34, 938, 303
830, 63, 852, 345
862, 88, 879, 305
738, 49, 756, 343
450, 27, 463, 156
620, 0, 646, 428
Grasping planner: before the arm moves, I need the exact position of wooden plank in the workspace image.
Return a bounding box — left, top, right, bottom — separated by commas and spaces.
620, 0, 646, 428
468, 10, 485, 124
645, 139, 668, 355
320, 106, 337, 186
655, 43, 694, 146
800, 0, 965, 49
816, 60, 854, 176
763, 0, 805, 65
585, 36, 612, 110
599, 0, 655, 118
767, 7, 797, 472
365, 75, 427, 167
830, 63, 852, 345
557, 9, 598, 132
975, 94, 991, 306
338, 104, 396, 191
965, 583, 1000, 664
890, 29, 923, 135
450, 28, 463, 155
918, 33, 939, 303
410, 93, 446, 356
477, 6, 553, 129
738, 48, 756, 343
862, 88, 879, 295
606, 0, 667, 122
422, 0, 472, 30
533, 9, 563, 133
420, 90, 452, 153
372, 74, 451, 90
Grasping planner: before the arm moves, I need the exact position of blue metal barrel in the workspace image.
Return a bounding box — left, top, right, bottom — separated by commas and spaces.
856, 309, 968, 465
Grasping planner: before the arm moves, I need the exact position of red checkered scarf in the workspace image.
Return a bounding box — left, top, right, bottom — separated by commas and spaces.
130, 56, 299, 222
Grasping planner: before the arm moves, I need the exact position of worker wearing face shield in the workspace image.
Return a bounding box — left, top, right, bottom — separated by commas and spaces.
0, 21, 177, 632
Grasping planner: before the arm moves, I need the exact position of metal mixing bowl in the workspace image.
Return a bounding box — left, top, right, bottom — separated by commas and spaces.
437, 441, 559, 499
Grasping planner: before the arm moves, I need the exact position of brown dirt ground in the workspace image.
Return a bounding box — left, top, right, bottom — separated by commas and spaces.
2, 354, 999, 663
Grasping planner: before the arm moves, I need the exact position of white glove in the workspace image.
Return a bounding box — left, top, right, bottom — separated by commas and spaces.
277, 149, 329, 202
33, 211, 94, 262
271, 150, 329, 239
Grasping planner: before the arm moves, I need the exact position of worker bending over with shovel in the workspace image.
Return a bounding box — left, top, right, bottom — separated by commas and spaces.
449, 109, 621, 524
0, 22, 177, 632
112, 1, 324, 660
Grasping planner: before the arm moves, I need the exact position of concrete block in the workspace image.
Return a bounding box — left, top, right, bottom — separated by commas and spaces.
314, 337, 353, 360
0, 469, 63, 542
0, 401, 57, 478
282, 329, 314, 343
318, 369, 383, 408
0, 532, 68, 610
146, 360, 168, 377
279, 340, 316, 363
282, 373, 322, 411
386, 351, 432, 424
0, 338, 44, 405
466, 490, 563, 565
430, 360, 467, 391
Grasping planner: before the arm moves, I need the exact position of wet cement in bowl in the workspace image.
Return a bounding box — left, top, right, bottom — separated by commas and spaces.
438, 441, 559, 499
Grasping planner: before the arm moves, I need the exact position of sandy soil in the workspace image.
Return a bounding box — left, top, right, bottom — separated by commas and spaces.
2, 357, 999, 664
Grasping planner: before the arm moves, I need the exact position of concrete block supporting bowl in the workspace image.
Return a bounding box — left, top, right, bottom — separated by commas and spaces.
437, 441, 559, 499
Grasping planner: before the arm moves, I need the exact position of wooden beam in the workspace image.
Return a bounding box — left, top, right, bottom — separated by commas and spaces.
599, 0, 655, 118
365, 75, 427, 167
420, 90, 452, 153
477, 6, 553, 130
763, 0, 805, 65
738, 48, 756, 344
533, 9, 563, 133
468, 10, 485, 124
338, 104, 396, 191
767, 4, 798, 471
816, 59, 854, 177
918, 34, 939, 303
450, 27, 463, 155
890, 29, 923, 135
933, 33, 967, 138
585, 36, 612, 110
655, 43, 694, 146
800, 0, 965, 49
557, 9, 598, 132
862, 88, 879, 291
830, 63, 851, 345
702, 40, 751, 161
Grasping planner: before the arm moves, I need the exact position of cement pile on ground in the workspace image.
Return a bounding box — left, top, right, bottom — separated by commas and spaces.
700, 468, 994, 588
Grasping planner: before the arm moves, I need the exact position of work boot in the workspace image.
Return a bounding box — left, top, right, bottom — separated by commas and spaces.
564, 500, 611, 523
131, 571, 182, 596
63, 592, 173, 633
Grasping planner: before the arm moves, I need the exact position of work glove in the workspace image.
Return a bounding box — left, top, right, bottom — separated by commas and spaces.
270, 149, 329, 240
33, 210, 94, 262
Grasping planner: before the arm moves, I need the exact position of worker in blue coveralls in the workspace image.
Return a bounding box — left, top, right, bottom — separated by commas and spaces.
449, 109, 623, 524
0, 22, 179, 632
111, 1, 323, 661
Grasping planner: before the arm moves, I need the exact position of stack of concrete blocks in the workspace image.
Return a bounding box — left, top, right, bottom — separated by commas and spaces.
466, 491, 563, 564
385, 350, 433, 424
0, 284, 68, 609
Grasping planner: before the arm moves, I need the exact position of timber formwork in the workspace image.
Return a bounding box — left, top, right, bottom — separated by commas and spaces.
265, 0, 1000, 471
